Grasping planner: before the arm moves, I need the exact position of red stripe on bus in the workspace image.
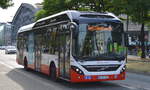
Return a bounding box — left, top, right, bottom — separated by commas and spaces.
16, 58, 20, 64
57, 68, 60, 77
70, 69, 125, 83
16, 59, 18, 64
28, 64, 35, 70
16, 58, 22, 65
40, 64, 49, 75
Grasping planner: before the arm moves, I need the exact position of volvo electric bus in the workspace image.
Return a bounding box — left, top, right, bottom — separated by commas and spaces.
16, 10, 126, 82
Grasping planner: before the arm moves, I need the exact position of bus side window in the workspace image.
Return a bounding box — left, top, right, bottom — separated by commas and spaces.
26, 43, 28, 52
54, 30, 59, 55
47, 27, 58, 55
26, 35, 28, 52
65, 31, 70, 57
45, 27, 52, 54
24, 35, 28, 52
41, 31, 48, 54
43, 48, 49, 53
17, 36, 20, 50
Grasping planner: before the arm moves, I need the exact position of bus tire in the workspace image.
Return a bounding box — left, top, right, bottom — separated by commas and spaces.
24, 57, 29, 71
50, 63, 57, 81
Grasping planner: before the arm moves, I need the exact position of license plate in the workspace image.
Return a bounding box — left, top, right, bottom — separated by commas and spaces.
97, 76, 109, 79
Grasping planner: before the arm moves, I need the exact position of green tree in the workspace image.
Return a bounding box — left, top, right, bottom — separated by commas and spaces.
66, 0, 112, 12
35, 0, 111, 20
35, 9, 47, 21
110, 0, 150, 58
43, 0, 67, 15
35, 0, 69, 20
0, 0, 13, 9
35, 0, 150, 58
127, 0, 150, 58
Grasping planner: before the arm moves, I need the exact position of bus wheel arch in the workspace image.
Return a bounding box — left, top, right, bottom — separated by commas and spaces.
24, 56, 28, 70
49, 61, 57, 81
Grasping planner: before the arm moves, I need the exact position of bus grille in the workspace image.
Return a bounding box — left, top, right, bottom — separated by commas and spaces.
82, 65, 120, 72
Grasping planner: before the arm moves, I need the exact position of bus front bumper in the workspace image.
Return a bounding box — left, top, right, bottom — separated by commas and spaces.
70, 69, 125, 83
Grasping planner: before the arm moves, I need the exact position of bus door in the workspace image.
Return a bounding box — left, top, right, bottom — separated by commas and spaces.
35, 34, 42, 72
27, 32, 35, 69
59, 30, 70, 79
18, 34, 24, 64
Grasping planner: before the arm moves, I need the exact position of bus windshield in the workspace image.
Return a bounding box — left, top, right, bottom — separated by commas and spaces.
73, 22, 126, 61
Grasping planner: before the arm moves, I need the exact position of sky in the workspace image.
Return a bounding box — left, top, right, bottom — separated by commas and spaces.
0, 0, 43, 22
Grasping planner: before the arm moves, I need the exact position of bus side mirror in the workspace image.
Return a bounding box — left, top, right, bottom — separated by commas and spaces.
69, 22, 78, 38
69, 22, 77, 31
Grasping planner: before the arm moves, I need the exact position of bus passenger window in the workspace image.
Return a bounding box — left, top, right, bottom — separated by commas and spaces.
43, 48, 49, 53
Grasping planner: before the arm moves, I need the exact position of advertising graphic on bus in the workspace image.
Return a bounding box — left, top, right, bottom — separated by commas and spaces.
16, 10, 126, 83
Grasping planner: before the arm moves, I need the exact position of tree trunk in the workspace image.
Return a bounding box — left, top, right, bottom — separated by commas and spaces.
141, 23, 146, 58
126, 15, 129, 32
99, 0, 104, 12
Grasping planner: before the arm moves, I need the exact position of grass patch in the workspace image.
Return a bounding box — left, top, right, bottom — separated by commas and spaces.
127, 62, 150, 73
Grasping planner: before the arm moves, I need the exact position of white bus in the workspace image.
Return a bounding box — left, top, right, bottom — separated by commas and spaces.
16, 10, 126, 82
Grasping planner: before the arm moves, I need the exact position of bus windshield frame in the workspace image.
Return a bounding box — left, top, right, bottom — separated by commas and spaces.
72, 21, 126, 61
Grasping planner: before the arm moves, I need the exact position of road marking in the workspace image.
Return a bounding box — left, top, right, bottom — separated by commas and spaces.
0, 61, 61, 90
0, 61, 14, 69
117, 83, 136, 90
118, 83, 150, 90
0, 71, 8, 74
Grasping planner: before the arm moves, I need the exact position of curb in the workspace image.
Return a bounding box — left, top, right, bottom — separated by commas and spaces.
127, 58, 150, 62
127, 57, 150, 61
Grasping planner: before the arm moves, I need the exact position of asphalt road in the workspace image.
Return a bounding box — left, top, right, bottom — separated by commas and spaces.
0, 50, 150, 90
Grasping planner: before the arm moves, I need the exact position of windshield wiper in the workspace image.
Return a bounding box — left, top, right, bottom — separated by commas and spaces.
74, 54, 125, 61
114, 55, 125, 60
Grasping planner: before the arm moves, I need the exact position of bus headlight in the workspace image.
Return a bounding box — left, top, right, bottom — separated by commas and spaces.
120, 65, 126, 73
71, 66, 84, 75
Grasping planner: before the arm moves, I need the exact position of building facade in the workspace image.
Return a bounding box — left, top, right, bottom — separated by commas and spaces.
121, 15, 150, 55
0, 22, 12, 46
0, 23, 4, 45
11, 3, 40, 45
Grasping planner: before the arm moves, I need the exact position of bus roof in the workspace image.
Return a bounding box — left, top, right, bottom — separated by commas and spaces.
18, 23, 35, 34
18, 10, 121, 34
37, 10, 120, 22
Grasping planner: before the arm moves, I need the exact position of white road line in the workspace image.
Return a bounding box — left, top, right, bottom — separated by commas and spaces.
0, 72, 8, 74
118, 83, 150, 90
0, 61, 14, 69
0, 61, 61, 90
117, 83, 136, 90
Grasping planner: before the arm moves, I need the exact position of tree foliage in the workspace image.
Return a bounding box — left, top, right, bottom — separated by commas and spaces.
36, 0, 150, 20
127, 0, 150, 23
35, 0, 114, 20
35, 0, 150, 58
35, 9, 47, 21
110, 0, 150, 58
126, 0, 150, 58
0, 0, 13, 9
43, 0, 67, 15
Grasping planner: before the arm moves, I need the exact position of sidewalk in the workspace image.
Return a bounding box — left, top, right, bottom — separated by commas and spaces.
127, 55, 150, 62
127, 55, 150, 75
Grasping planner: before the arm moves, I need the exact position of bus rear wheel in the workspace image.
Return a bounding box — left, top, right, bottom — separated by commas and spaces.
50, 64, 57, 81
24, 58, 29, 71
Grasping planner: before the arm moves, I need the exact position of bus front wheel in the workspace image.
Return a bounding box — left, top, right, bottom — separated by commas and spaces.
24, 58, 29, 71
50, 64, 57, 81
